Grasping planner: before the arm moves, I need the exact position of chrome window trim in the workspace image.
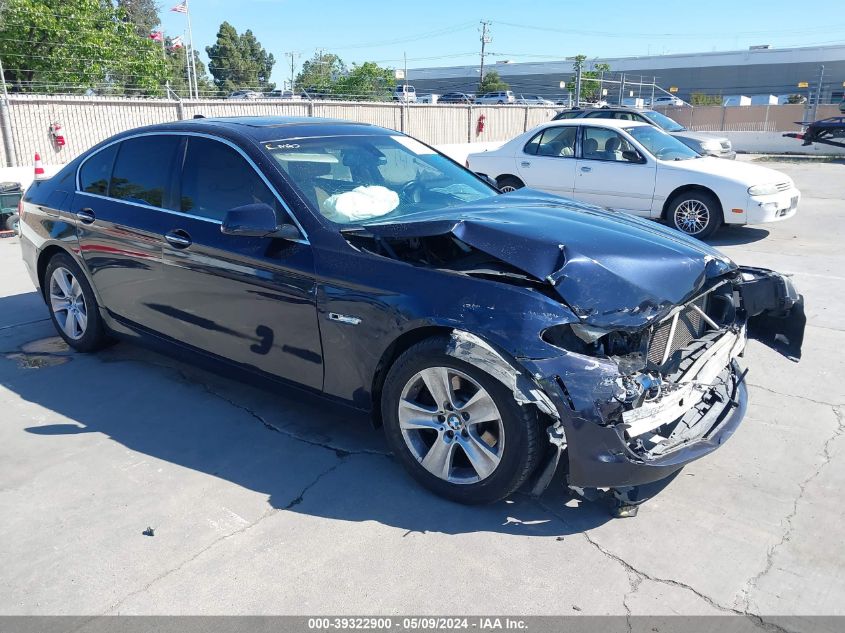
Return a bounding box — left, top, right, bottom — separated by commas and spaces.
75, 130, 310, 244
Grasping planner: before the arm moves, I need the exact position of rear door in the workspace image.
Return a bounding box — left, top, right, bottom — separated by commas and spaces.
516, 126, 577, 198
73, 134, 182, 328
156, 135, 322, 389
573, 125, 656, 214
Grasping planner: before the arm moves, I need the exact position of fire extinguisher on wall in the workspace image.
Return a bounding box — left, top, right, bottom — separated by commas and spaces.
50, 122, 66, 148
476, 114, 486, 136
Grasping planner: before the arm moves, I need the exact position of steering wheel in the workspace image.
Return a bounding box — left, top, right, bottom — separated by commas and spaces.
400, 181, 424, 204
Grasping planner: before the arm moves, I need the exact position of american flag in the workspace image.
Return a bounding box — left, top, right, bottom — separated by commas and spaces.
149, 31, 163, 42
170, 35, 184, 49
170, 1, 188, 13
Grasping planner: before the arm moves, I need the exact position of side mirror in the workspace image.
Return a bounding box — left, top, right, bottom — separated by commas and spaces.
622, 149, 645, 163
221, 203, 301, 239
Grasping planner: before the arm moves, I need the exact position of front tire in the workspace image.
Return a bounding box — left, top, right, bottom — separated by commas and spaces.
497, 176, 524, 193
43, 253, 111, 352
666, 190, 722, 238
381, 336, 543, 504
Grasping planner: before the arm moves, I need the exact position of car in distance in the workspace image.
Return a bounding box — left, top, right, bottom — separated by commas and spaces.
650, 95, 684, 107
553, 107, 735, 159
475, 91, 515, 105
226, 90, 262, 100
468, 119, 799, 237
438, 92, 474, 104
393, 85, 417, 103
19, 117, 804, 511
516, 95, 554, 106
267, 89, 301, 101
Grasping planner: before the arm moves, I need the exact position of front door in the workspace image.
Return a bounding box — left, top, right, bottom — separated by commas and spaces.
573, 126, 656, 215
156, 135, 323, 389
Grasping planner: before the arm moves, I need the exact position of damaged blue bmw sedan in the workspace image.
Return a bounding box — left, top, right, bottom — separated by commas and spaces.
19, 117, 806, 513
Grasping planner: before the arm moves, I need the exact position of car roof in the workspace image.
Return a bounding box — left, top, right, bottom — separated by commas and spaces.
115, 116, 394, 142
542, 118, 652, 130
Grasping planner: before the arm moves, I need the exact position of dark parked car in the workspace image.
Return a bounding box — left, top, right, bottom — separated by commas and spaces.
19, 117, 805, 512
553, 107, 736, 159
438, 92, 474, 104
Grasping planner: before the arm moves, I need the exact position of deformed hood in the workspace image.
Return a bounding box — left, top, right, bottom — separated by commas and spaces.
358, 190, 737, 328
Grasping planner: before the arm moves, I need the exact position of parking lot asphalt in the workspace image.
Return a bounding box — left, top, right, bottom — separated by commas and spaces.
0, 157, 843, 619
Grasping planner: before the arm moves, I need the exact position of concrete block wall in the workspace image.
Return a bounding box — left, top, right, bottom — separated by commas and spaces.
0, 95, 841, 171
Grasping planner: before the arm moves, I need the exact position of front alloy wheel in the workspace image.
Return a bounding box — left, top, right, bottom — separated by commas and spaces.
399, 367, 504, 484
381, 336, 543, 504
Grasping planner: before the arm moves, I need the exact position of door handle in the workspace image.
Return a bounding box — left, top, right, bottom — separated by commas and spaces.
520, 161, 531, 168
164, 229, 192, 249
580, 166, 592, 173
76, 208, 95, 224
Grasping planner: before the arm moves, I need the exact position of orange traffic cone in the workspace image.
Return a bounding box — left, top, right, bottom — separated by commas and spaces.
34, 152, 45, 179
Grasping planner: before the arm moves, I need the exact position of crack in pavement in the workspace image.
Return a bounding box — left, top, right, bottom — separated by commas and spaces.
100, 350, 392, 459
736, 404, 845, 614
535, 498, 798, 633
622, 573, 642, 633
104, 460, 346, 614
745, 382, 843, 408
0, 317, 50, 333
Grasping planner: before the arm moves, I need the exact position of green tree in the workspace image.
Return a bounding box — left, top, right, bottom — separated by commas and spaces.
116, 0, 160, 38
0, 0, 167, 95
205, 22, 275, 95
690, 92, 721, 106
478, 70, 509, 94
333, 62, 394, 101
294, 51, 346, 95
573, 55, 610, 102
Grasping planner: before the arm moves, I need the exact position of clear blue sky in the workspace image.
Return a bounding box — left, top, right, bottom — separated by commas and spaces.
158, 0, 845, 86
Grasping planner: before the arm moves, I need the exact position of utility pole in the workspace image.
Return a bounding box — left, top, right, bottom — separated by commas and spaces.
285, 51, 301, 91
478, 20, 491, 94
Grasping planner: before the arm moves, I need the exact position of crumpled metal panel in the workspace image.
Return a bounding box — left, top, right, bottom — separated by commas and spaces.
359, 189, 737, 329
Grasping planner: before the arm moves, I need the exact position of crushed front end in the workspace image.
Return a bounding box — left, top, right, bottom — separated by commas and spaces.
521, 267, 803, 496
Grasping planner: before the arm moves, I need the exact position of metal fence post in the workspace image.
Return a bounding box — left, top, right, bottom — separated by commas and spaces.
523, 106, 529, 132
0, 58, 17, 167
467, 105, 473, 143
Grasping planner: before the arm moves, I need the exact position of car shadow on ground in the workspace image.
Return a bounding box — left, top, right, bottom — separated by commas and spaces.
705, 225, 771, 247
2, 293, 625, 537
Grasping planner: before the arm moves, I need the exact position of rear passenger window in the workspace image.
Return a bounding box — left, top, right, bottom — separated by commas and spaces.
180, 137, 280, 221
79, 144, 118, 195
110, 136, 180, 208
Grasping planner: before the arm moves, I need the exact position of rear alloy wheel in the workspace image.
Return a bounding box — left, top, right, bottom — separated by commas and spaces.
44, 253, 111, 352
668, 191, 722, 238
382, 337, 543, 504
497, 176, 524, 193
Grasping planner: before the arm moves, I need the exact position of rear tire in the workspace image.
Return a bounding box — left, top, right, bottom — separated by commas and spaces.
43, 252, 111, 352
381, 336, 543, 504
666, 190, 722, 238
497, 176, 524, 193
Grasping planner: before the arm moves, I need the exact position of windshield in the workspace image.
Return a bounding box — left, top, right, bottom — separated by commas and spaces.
643, 109, 685, 132
262, 135, 497, 225
625, 125, 700, 161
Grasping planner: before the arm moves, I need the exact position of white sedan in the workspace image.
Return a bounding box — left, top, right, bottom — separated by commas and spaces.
467, 119, 800, 237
